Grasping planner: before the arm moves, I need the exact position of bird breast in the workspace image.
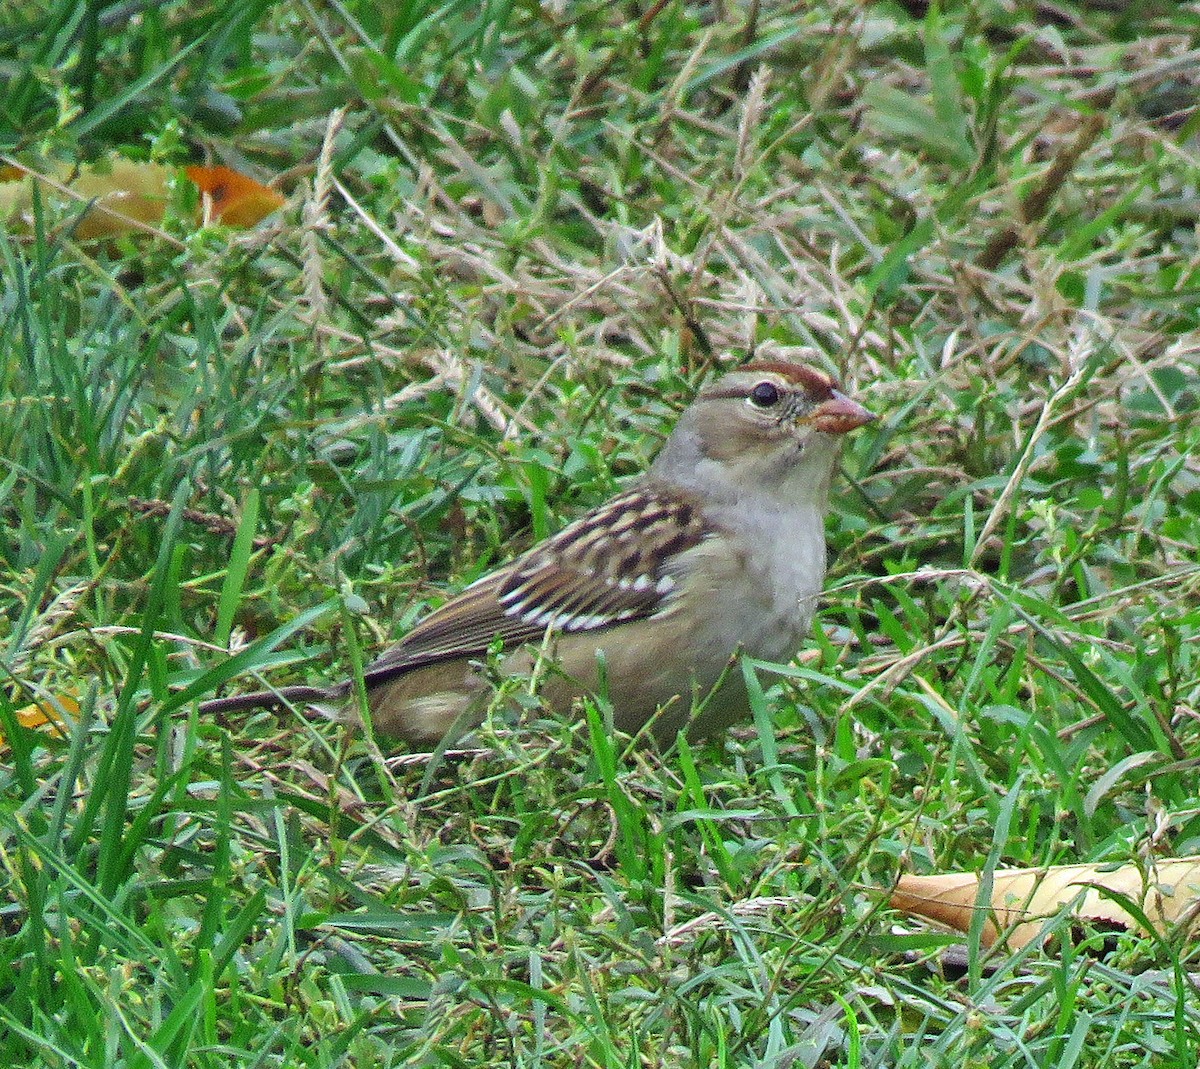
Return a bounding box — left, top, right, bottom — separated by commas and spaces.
669, 499, 828, 668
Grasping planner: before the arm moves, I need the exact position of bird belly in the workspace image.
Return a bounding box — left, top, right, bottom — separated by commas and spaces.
365, 659, 481, 746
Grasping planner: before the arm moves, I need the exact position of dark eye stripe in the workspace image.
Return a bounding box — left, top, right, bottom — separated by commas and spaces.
740, 360, 836, 399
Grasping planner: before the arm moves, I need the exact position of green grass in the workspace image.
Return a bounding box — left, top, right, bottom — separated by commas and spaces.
2, 1, 1200, 1065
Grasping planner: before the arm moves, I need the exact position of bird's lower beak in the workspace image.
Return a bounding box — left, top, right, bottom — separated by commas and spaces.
810, 390, 875, 435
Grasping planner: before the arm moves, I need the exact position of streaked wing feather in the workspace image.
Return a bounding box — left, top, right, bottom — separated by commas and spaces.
362, 575, 547, 687
362, 486, 709, 687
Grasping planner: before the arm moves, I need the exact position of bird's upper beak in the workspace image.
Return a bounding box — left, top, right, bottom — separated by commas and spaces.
810, 390, 875, 435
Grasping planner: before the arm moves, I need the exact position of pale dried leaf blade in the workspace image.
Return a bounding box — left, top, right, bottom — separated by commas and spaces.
891, 858, 1200, 950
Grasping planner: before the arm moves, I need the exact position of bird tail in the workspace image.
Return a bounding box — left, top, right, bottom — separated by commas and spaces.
198, 684, 343, 719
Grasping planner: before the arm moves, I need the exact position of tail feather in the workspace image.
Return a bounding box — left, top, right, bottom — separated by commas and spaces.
198, 683, 344, 718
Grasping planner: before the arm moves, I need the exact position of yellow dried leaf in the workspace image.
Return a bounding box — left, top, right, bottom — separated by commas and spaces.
891, 859, 1200, 949
1, 695, 79, 747
0, 157, 283, 240
0, 159, 173, 239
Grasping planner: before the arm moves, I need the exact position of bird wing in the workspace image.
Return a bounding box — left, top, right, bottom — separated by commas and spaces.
361, 486, 710, 687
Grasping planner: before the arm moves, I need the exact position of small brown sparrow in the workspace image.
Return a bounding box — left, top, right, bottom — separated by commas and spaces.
201, 361, 874, 747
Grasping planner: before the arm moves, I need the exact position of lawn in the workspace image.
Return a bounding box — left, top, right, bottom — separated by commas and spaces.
1, 2, 1199, 1065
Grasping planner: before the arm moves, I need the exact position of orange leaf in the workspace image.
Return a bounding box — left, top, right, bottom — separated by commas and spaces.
1, 694, 79, 747
185, 165, 285, 227
0, 157, 284, 240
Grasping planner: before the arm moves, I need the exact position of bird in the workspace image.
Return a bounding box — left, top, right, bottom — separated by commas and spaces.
199, 360, 874, 748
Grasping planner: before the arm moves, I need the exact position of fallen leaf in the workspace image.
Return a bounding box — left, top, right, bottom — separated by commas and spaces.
891, 859, 1200, 949
0, 157, 284, 240
1, 694, 79, 747
0, 158, 172, 240
186, 164, 286, 227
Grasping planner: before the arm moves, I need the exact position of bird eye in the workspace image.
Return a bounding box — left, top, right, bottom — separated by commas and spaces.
749, 381, 780, 407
